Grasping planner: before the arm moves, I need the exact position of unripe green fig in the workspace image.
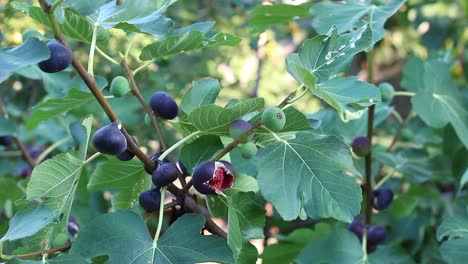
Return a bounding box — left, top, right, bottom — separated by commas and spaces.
144, 114, 151, 126
52, 233, 68, 247
262, 107, 286, 132
238, 142, 257, 159
378, 82, 395, 102
110, 76, 130, 97
400, 128, 414, 141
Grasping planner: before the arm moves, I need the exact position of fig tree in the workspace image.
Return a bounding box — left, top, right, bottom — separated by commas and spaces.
149, 91, 178, 120
373, 187, 394, 210
192, 161, 235, 195
92, 122, 127, 155
38, 40, 72, 73
110, 76, 130, 97
262, 106, 286, 132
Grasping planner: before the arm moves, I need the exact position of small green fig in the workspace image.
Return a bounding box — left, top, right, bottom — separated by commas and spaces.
262, 107, 286, 132
110, 76, 130, 97
52, 233, 69, 247
378, 82, 395, 102
400, 128, 414, 141
238, 142, 257, 159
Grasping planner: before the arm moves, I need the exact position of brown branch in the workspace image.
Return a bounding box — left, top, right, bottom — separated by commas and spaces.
184, 196, 227, 240
14, 242, 71, 259
364, 51, 374, 226
143, 200, 179, 218
13, 137, 35, 168
249, 38, 266, 98
121, 60, 168, 151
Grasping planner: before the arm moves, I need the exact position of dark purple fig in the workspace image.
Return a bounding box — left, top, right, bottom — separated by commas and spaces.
92, 122, 127, 155
139, 188, 162, 212
149, 91, 178, 120
38, 40, 72, 73
0, 135, 13, 146
367, 225, 387, 245
26, 146, 43, 160
68, 216, 80, 237
192, 161, 235, 195
352, 136, 371, 157
117, 136, 137, 161
144, 152, 169, 175
373, 187, 394, 210
152, 162, 179, 187
367, 243, 378, 253
177, 160, 189, 176
229, 120, 254, 143
19, 166, 32, 178
348, 215, 364, 238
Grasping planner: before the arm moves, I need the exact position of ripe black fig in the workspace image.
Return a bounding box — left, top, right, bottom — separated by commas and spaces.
367, 225, 387, 245
144, 152, 169, 175
149, 91, 178, 120
372, 187, 394, 210
0, 135, 13, 146
116, 136, 137, 161
92, 122, 127, 155
229, 120, 254, 142
351, 136, 371, 157
139, 188, 162, 212
38, 40, 72, 73
152, 162, 179, 187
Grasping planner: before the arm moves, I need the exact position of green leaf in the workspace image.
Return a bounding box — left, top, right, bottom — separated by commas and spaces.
26, 117, 92, 214
0, 206, 54, 242
28, 7, 109, 46
310, 0, 406, 44
63, 0, 109, 16
285, 53, 317, 88
70, 211, 234, 264
0, 117, 16, 136
437, 216, 468, 240
261, 224, 331, 264
255, 132, 361, 222
249, 3, 313, 33
368, 245, 416, 264
187, 98, 264, 134
26, 89, 94, 130
295, 229, 363, 264
94, 0, 175, 37
87, 159, 151, 210
140, 30, 241, 60
286, 24, 372, 82
401, 59, 468, 149
8, 253, 89, 264
181, 78, 220, 115
0, 177, 23, 212
227, 192, 265, 263
313, 76, 381, 120
0, 37, 49, 83
439, 238, 468, 264
180, 135, 224, 175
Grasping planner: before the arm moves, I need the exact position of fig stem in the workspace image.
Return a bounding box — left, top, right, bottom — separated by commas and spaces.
35, 136, 72, 165
133, 59, 156, 75
83, 152, 101, 166
95, 46, 119, 65
361, 229, 368, 260
154, 187, 167, 245
374, 168, 396, 189
364, 50, 375, 226
87, 23, 99, 76
286, 83, 307, 105
394, 91, 415, 97
391, 109, 403, 124
158, 131, 201, 162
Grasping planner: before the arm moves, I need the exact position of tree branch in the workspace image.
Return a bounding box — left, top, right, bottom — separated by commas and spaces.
184, 197, 227, 240
121, 60, 168, 150
13, 243, 71, 259
365, 51, 375, 226
13, 137, 35, 168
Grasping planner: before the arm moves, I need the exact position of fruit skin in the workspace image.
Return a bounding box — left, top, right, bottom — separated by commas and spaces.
110, 76, 130, 97
144, 152, 169, 175
367, 225, 387, 245
116, 136, 137, 161
348, 215, 364, 238
139, 188, 162, 211
229, 120, 254, 143
373, 187, 394, 210
38, 40, 72, 73
152, 162, 179, 187
92, 122, 127, 155
238, 142, 257, 159
192, 161, 235, 195
149, 91, 178, 120
0, 135, 13, 146
262, 107, 286, 132
68, 216, 80, 237
400, 128, 414, 141
352, 136, 371, 157
378, 82, 395, 102
52, 233, 69, 247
